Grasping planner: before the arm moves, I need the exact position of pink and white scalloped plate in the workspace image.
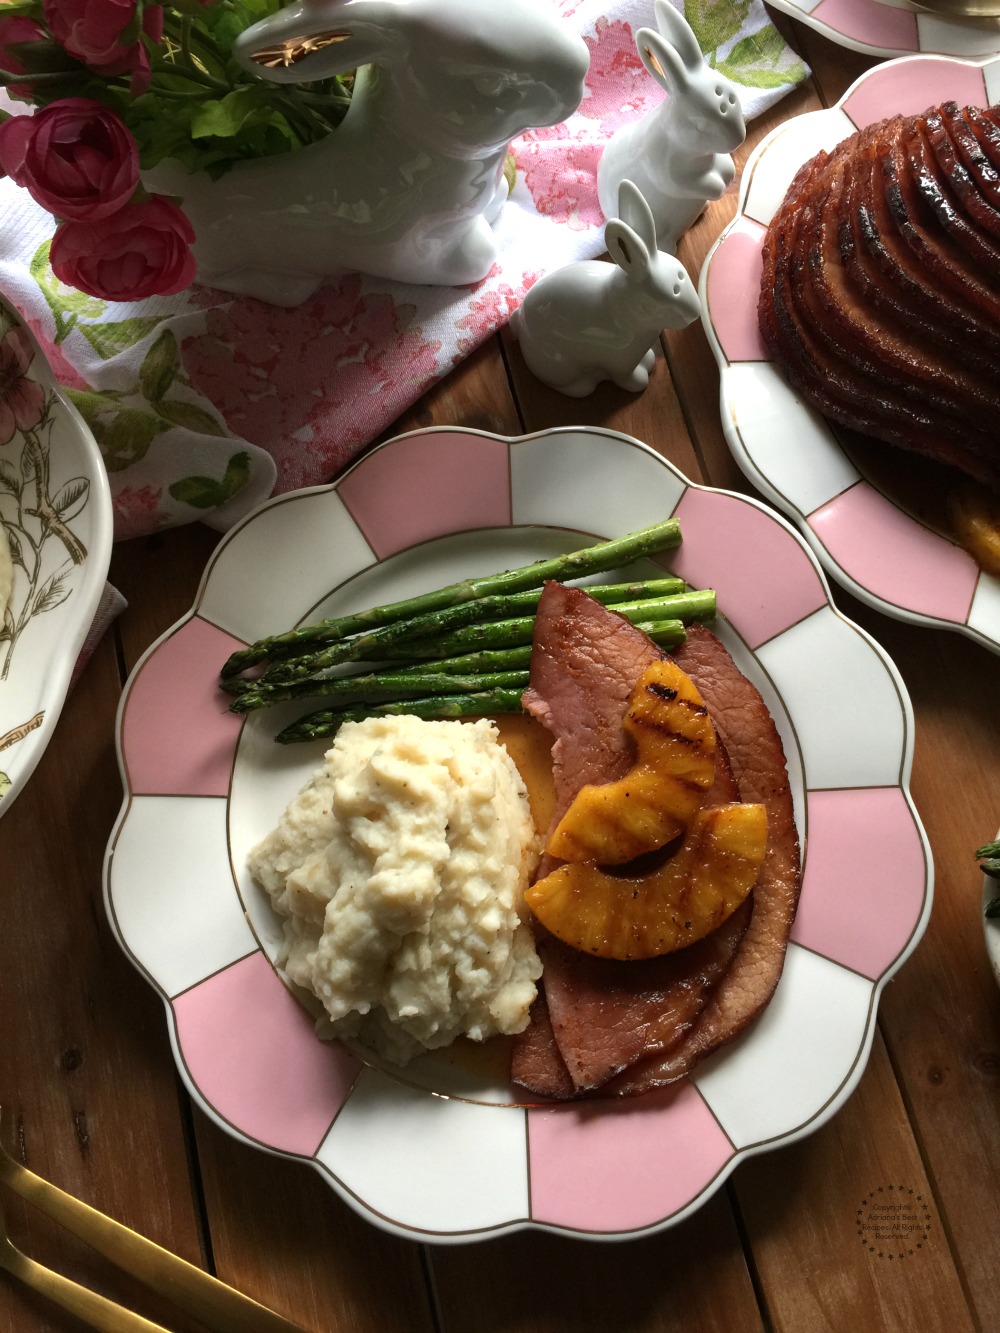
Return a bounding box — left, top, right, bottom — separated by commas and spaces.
769, 0, 1000, 59
701, 55, 1000, 655
104, 426, 931, 1242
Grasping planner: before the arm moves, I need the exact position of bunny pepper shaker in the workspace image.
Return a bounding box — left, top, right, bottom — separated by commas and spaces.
509, 179, 701, 398
597, 0, 746, 251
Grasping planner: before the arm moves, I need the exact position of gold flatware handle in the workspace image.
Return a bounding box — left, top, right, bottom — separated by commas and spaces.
3, 1156, 305, 1333
1, 1243, 171, 1332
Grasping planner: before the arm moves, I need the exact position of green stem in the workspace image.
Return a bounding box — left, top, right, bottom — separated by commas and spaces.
275, 689, 529, 744
231, 668, 529, 714
255, 580, 700, 686
220, 519, 683, 678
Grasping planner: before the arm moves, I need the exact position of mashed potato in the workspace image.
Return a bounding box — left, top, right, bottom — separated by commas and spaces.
248, 714, 542, 1065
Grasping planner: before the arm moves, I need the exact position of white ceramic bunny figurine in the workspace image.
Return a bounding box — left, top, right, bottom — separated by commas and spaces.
597, 0, 746, 251
150, 0, 590, 306
509, 179, 701, 397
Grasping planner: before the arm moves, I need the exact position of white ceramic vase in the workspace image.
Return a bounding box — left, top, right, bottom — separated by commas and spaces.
152, 0, 589, 307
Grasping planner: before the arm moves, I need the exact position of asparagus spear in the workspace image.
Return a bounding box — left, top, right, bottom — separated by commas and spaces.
275, 688, 530, 744
244, 588, 714, 688
220, 518, 683, 678
245, 618, 687, 723
230, 668, 530, 714
386, 644, 534, 676
364, 595, 706, 664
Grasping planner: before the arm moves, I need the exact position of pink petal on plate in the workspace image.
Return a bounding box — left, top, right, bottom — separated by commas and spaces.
337, 430, 511, 559
671, 488, 828, 650
810, 481, 978, 623
173, 951, 361, 1157
843, 57, 986, 128
527, 1082, 733, 1233
121, 617, 242, 796
705, 218, 768, 364
793, 788, 929, 980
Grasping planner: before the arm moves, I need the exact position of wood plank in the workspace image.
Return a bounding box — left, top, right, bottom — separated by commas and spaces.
0, 629, 209, 1332
194, 1113, 437, 1333
664, 78, 819, 496
833, 597, 1000, 1329
433, 1190, 764, 1333
735, 1034, 975, 1332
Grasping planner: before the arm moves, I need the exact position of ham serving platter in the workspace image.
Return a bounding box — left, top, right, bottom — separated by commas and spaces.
701, 55, 1000, 657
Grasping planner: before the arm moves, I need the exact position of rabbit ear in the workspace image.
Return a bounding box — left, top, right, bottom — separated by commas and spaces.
634, 27, 690, 96
617, 180, 658, 252
605, 218, 651, 281
235, 0, 400, 84
652, 0, 705, 71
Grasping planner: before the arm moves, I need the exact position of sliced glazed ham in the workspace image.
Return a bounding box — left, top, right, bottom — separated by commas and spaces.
758, 101, 1000, 489
510, 586, 800, 1099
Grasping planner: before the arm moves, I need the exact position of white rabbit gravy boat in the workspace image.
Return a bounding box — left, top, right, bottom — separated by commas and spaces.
149, 0, 590, 306
510, 179, 701, 397
597, 0, 746, 249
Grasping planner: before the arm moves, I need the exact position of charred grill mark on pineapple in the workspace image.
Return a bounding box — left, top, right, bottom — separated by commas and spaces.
545, 660, 717, 866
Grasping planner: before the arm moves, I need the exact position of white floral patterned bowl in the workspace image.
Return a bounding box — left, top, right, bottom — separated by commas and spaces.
0, 290, 113, 815
104, 426, 931, 1243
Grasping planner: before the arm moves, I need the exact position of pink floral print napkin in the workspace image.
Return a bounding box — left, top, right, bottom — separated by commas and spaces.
0, 0, 807, 542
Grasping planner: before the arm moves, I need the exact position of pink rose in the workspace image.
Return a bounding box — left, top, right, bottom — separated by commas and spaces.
43, 0, 163, 92
0, 98, 139, 221
0, 15, 47, 101
50, 196, 197, 301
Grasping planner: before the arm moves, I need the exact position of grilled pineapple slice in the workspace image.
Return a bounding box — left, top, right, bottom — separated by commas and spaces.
526, 802, 767, 959
546, 658, 716, 865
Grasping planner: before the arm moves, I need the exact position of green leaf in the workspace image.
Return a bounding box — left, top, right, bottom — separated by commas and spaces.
63, 390, 171, 472
219, 449, 251, 500
79, 317, 169, 360
153, 399, 228, 437
191, 87, 263, 140
685, 0, 751, 54
169, 450, 251, 510
139, 329, 181, 404
717, 26, 807, 90
716, 56, 806, 90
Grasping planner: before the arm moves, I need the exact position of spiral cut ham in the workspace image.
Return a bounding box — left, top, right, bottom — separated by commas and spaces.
511, 584, 800, 1100
758, 101, 1000, 488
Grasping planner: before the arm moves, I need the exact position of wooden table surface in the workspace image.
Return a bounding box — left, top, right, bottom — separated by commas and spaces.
2, 18, 998, 1333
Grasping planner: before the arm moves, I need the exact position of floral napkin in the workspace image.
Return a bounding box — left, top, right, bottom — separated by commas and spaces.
0, 0, 807, 543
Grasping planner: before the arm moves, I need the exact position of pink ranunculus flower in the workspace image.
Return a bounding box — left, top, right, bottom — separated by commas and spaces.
0, 325, 47, 446
0, 15, 48, 102
50, 196, 197, 301
0, 98, 139, 222
43, 0, 163, 92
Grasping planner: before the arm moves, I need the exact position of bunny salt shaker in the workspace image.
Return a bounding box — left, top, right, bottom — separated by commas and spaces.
148, 0, 590, 305
596, 0, 746, 251
510, 179, 701, 397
